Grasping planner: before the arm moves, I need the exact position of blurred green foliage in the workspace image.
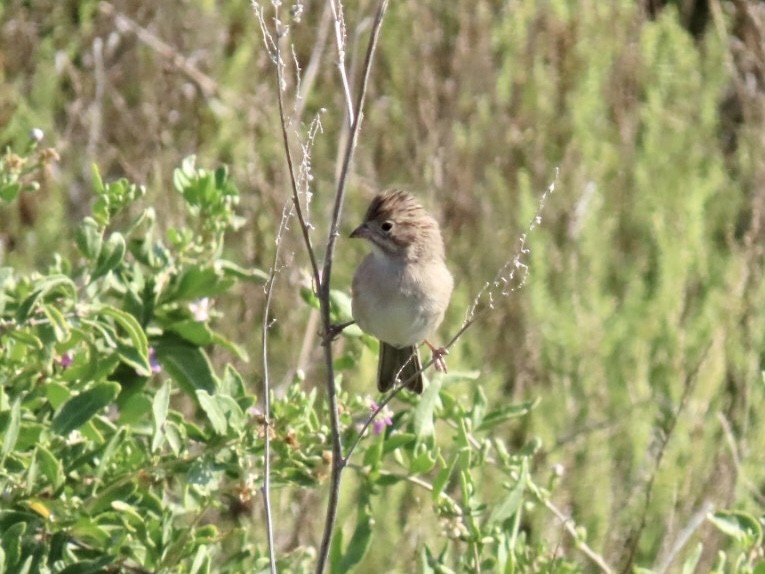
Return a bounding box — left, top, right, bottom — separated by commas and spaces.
2, 0, 765, 572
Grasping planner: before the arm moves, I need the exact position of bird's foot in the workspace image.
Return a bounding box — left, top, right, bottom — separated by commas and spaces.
424, 340, 449, 373
324, 320, 356, 343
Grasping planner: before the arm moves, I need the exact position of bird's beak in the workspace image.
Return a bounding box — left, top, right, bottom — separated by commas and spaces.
350, 223, 369, 239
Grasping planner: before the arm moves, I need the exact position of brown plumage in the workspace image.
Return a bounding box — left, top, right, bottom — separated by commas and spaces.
350, 190, 453, 394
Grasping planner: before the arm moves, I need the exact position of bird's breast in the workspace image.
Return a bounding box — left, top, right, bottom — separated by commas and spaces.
352, 253, 452, 348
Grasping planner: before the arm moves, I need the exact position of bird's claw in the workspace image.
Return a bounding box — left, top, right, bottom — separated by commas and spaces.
425, 340, 449, 373
324, 320, 356, 343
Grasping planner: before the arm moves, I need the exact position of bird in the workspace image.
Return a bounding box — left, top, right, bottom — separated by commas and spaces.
350, 190, 453, 394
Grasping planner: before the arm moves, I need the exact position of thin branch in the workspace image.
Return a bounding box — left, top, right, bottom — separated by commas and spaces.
314, 2, 389, 573
618, 342, 711, 573
293, 2, 332, 122
99, 2, 222, 101
273, 29, 323, 292
654, 500, 714, 574
328, 0, 355, 125
466, 169, 558, 322
260, 198, 294, 574
252, 0, 322, 292
541, 497, 614, 574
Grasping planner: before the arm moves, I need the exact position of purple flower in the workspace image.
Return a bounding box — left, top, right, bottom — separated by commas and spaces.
59, 352, 73, 368
370, 401, 393, 434
148, 347, 161, 374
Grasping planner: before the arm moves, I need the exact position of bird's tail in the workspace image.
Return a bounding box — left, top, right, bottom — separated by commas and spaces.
378, 343, 423, 394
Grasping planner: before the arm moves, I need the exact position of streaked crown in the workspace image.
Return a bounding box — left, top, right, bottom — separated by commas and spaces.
353, 190, 445, 261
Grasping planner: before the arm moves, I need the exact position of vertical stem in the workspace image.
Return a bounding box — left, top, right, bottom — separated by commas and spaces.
313, 2, 389, 573
260, 200, 294, 574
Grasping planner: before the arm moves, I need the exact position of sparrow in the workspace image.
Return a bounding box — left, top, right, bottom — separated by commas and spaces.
350, 190, 453, 393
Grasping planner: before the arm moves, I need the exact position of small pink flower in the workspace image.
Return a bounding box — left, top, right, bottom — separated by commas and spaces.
370, 401, 393, 434
189, 298, 211, 321
59, 353, 73, 368
148, 347, 161, 374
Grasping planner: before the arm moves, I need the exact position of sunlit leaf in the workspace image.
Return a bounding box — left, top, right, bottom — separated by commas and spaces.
155, 336, 217, 396
196, 390, 227, 435
51, 382, 120, 436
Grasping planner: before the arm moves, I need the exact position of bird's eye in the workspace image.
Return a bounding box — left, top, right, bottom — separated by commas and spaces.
380, 220, 394, 233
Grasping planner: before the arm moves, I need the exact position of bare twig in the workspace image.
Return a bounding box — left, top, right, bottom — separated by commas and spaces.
541, 497, 614, 573
314, 2, 389, 573
617, 342, 711, 573
467, 169, 558, 322
654, 500, 714, 574
87, 37, 105, 162
260, 2, 322, 291
99, 2, 222, 100
293, 2, 332, 122
260, 198, 295, 574
328, 0, 355, 125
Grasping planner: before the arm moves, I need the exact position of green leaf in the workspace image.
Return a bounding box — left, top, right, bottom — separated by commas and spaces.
41, 303, 70, 342
45, 382, 70, 408
15, 275, 76, 323
409, 443, 437, 474
116, 343, 152, 377
218, 259, 268, 284
97, 305, 149, 358
58, 556, 115, 574
707, 510, 763, 546
329, 524, 344, 574
300, 286, 320, 310
1, 521, 25, 568
6, 328, 43, 349
363, 431, 385, 470
337, 508, 373, 572
152, 381, 171, 452
170, 319, 215, 345
382, 432, 415, 454
470, 386, 488, 430
36, 445, 64, 489
190, 546, 211, 574
154, 336, 217, 395
329, 289, 354, 321
85, 481, 136, 515
196, 390, 228, 435
51, 382, 120, 435
215, 393, 245, 432
681, 543, 703, 574
488, 467, 527, 525
75, 217, 103, 260
1, 400, 21, 462
95, 427, 126, 481
118, 392, 152, 426
164, 265, 234, 305
414, 377, 442, 439
211, 331, 249, 361
92, 232, 126, 279
70, 518, 111, 547
0, 181, 22, 201
111, 500, 144, 525
475, 398, 538, 433
432, 455, 457, 502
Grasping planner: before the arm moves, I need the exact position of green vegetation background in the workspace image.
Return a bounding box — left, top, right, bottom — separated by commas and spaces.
2, 0, 764, 571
